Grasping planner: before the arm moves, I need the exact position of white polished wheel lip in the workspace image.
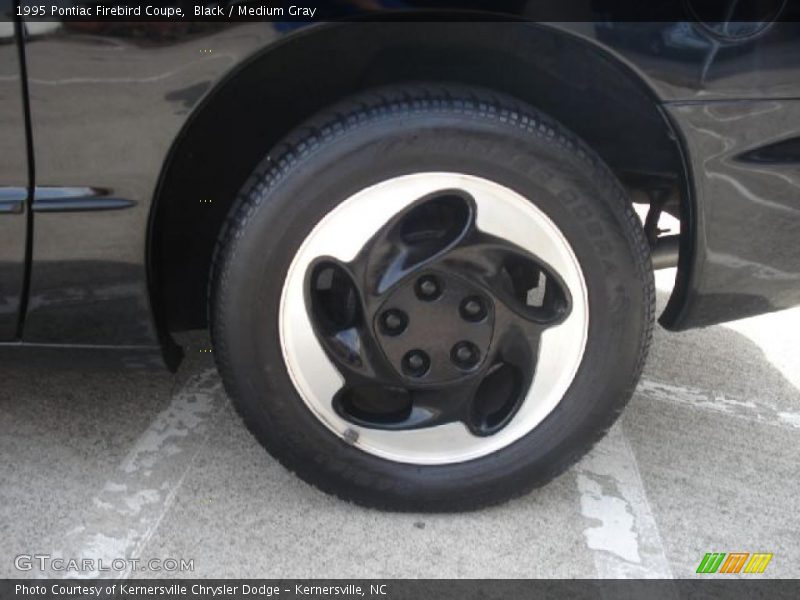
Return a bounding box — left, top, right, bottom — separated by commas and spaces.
279, 173, 589, 465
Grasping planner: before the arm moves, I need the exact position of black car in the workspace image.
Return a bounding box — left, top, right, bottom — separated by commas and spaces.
2, 2, 799, 510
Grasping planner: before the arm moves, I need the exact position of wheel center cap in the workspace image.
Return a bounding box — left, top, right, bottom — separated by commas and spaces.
374, 270, 494, 384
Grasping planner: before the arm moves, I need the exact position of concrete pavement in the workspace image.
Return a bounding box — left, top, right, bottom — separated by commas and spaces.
1, 269, 798, 579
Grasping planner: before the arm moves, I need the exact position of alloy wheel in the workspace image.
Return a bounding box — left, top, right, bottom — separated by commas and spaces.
280, 172, 588, 465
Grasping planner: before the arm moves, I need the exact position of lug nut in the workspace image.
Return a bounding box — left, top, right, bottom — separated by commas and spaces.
380, 309, 407, 336
460, 296, 487, 321
407, 353, 425, 369
451, 341, 480, 369
415, 275, 442, 301
402, 349, 430, 377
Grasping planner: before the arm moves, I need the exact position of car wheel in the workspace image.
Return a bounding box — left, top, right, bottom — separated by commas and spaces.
210, 85, 654, 511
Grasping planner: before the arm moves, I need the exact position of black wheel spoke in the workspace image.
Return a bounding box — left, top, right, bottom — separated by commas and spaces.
306, 184, 575, 436
333, 377, 484, 431
352, 190, 477, 297
307, 259, 398, 384
434, 238, 573, 328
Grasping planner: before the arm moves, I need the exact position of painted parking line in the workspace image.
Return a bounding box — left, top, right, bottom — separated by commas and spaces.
47, 368, 222, 579
638, 378, 800, 430
575, 424, 674, 579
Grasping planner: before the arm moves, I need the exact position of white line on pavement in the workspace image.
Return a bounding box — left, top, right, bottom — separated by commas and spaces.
575, 424, 674, 579
638, 378, 800, 430
47, 368, 222, 579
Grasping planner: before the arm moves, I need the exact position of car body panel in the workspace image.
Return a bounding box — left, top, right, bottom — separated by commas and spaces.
4, 5, 800, 357
665, 99, 800, 326
21, 22, 273, 346
588, 21, 800, 100
0, 10, 29, 341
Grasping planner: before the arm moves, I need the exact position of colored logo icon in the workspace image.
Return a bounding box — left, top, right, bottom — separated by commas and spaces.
696, 552, 773, 574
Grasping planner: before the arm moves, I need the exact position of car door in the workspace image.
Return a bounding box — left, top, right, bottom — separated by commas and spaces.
0, 7, 29, 340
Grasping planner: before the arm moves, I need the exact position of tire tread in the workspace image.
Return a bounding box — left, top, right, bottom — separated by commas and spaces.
210, 84, 655, 511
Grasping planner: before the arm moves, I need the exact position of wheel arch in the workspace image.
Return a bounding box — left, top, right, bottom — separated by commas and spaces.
147, 20, 694, 343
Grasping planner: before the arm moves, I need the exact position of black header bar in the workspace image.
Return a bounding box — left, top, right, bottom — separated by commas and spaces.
6, 0, 800, 23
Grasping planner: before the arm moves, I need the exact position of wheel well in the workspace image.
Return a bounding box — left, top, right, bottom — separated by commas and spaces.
149, 21, 689, 337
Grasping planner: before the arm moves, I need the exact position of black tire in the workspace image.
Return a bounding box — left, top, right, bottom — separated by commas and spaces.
210, 84, 654, 511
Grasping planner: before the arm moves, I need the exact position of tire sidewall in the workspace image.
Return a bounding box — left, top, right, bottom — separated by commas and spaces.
213, 108, 649, 508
